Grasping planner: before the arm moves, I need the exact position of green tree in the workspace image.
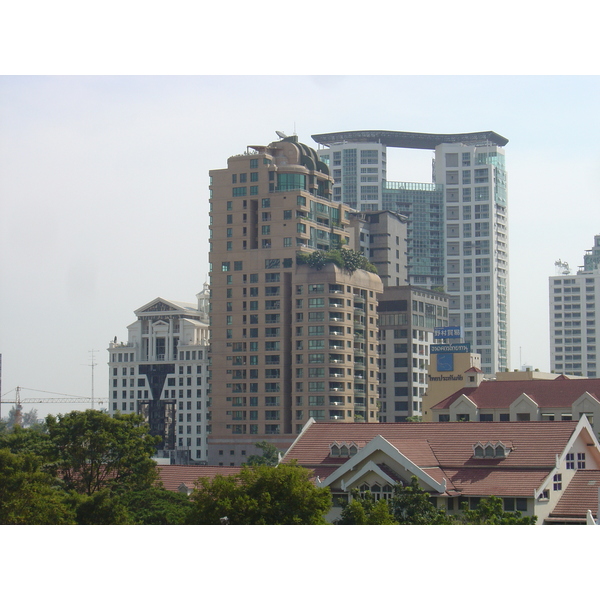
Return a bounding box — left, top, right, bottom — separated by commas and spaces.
0, 423, 53, 460
245, 440, 279, 466
391, 476, 452, 524
120, 487, 193, 525
0, 449, 76, 525
187, 463, 332, 525
457, 496, 537, 525
72, 489, 134, 525
46, 410, 160, 495
336, 490, 398, 525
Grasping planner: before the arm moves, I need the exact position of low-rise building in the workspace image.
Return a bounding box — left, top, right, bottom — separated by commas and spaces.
282, 418, 600, 524
428, 374, 600, 441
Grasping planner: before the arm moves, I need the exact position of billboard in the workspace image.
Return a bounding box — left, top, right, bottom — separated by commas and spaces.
433, 326, 463, 339
430, 343, 471, 354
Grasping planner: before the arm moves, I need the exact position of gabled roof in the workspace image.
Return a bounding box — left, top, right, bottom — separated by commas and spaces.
283, 421, 578, 469
431, 377, 600, 410
283, 421, 584, 498
548, 470, 600, 521
157, 465, 241, 492
135, 297, 198, 315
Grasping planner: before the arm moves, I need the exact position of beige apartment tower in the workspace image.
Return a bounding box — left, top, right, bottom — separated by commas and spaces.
207, 135, 383, 465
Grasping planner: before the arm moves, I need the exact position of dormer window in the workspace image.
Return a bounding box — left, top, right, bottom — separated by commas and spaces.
473, 441, 511, 459
329, 442, 360, 458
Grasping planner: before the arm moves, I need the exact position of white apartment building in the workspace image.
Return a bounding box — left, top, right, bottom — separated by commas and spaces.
313, 130, 509, 375
107, 285, 211, 463
550, 235, 600, 377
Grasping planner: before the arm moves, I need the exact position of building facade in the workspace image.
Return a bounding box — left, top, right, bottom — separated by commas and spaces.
107, 288, 211, 463
377, 286, 449, 421
207, 135, 383, 465
283, 417, 600, 524
550, 235, 600, 378
313, 130, 510, 375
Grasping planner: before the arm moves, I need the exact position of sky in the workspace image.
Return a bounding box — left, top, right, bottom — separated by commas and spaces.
1, 74, 599, 418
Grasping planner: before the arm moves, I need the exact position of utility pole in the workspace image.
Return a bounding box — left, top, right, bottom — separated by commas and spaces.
88, 350, 98, 410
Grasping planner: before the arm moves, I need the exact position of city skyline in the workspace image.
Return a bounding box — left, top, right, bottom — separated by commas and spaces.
1, 75, 599, 418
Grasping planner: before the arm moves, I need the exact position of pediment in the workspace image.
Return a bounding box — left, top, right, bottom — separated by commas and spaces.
141, 300, 177, 313
450, 394, 477, 411
321, 435, 446, 493
572, 392, 600, 412
510, 393, 538, 411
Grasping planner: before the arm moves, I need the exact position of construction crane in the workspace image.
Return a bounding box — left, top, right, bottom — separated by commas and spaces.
0, 387, 108, 422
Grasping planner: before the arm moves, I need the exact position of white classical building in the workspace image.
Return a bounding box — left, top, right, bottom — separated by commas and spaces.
107, 285, 211, 463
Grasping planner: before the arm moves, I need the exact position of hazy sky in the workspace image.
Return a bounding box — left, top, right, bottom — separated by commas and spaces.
2, 75, 599, 418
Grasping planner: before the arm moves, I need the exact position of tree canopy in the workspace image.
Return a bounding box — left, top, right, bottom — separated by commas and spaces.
0, 449, 76, 525
186, 463, 332, 525
45, 409, 161, 495
336, 490, 398, 525
244, 440, 280, 467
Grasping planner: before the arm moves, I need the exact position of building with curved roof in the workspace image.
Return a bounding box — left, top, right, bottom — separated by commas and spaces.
312, 129, 509, 149
313, 128, 509, 375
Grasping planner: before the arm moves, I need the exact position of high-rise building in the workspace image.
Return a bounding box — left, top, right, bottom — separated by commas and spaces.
346, 209, 408, 287
207, 135, 383, 465
550, 235, 600, 377
377, 285, 449, 421
313, 130, 510, 374
107, 287, 211, 463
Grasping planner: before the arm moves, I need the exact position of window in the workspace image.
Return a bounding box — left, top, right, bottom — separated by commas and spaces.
566, 453, 575, 469
577, 452, 586, 469
553, 473, 562, 491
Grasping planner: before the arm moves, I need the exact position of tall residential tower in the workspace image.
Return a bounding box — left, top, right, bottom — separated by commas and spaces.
550, 234, 600, 377
207, 135, 383, 465
314, 130, 510, 375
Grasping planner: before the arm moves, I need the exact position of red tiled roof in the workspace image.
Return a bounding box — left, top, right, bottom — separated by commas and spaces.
442, 468, 550, 496
431, 377, 600, 410
158, 465, 242, 492
549, 470, 600, 520
283, 421, 581, 498
284, 421, 577, 468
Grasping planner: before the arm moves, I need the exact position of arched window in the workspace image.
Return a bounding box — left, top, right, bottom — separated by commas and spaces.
474, 445, 484, 458
330, 444, 340, 457
382, 485, 393, 499
340, 445, 349, 457
495, 445, 505, 457
371, 483, 381, 500
349, 445, 358, 456
484, 445, 495, 458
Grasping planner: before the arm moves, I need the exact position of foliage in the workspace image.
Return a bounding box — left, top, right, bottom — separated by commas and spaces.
186, 463, 332, 525
297, 249, 377, 274
0, 423, 54, 460
336, 490, 398, 525
120, 487, 193, 525
391, 476, 453, 525
71, 489, 134, 525
456, 496, 537, 525
45, 410, 160, 495
0, 449, 76, 525
405, 416, 423, 422
1, 407, 41, 429
245, 440, 280, 467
